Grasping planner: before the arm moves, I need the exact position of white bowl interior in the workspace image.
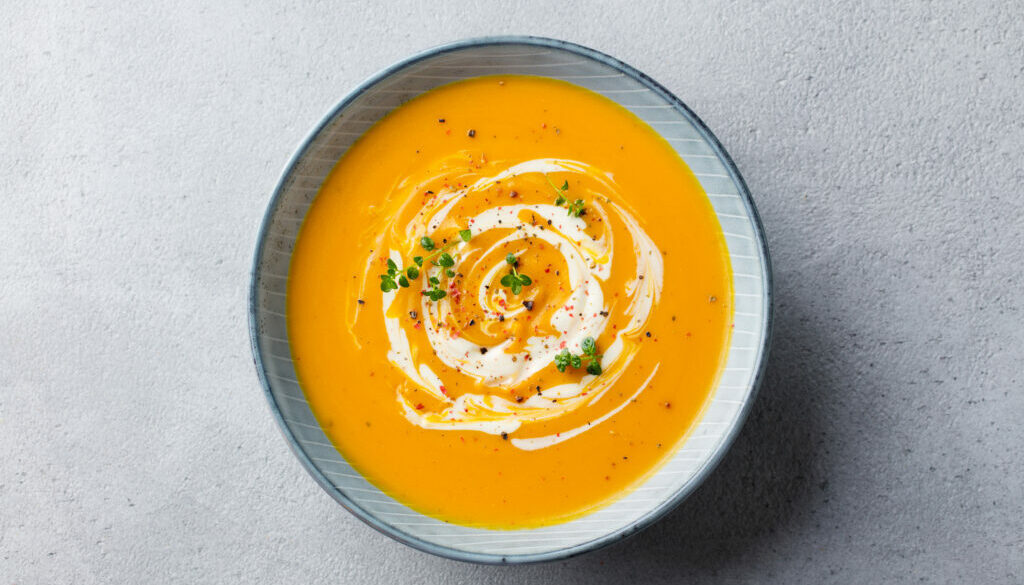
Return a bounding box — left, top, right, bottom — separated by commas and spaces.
251, 39, 770, 562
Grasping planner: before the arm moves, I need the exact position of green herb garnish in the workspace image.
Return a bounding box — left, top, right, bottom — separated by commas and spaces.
499, 253, 532, 295
554, 336, 602, 375
379, 229, 472, 300
379, 259, 403, 292
547, 176, 586, 217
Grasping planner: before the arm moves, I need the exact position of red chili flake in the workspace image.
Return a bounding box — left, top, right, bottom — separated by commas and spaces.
440, 386, 447, 395
416, 403, 425, 410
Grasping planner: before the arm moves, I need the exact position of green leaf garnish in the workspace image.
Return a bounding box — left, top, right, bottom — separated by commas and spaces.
581, 337, 596, 355
552, 337, 602, 377
554, 350, 571, 372
499, 253, 531, 296
568, 199, 586, 217
547, 175, 586, 217
380, 229, 472, 302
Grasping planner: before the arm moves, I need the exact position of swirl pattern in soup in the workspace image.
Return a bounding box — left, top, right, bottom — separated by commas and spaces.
287, 76, 732, 528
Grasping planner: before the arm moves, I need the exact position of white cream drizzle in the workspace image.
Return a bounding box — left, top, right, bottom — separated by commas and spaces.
381, 158, 664, 449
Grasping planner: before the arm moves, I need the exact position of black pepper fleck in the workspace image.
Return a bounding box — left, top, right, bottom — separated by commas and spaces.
468, 129, 476, 138
501, 432, 508, 440
523, 300, 534, 311
498, 315, 505, 322
357, 299, 365, 305
409, 310, 418, 319
480, 347, 488, 354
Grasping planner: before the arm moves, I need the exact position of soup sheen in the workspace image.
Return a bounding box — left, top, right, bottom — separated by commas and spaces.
287, 75, 733, 528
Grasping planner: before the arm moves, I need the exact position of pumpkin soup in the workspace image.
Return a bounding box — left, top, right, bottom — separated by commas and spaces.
287, 75, 733, 528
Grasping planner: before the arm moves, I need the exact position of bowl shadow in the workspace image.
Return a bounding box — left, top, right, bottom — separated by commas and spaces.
564, 294, 836, 576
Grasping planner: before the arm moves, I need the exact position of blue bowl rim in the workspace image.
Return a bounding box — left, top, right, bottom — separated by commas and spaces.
248, 35, 774, 565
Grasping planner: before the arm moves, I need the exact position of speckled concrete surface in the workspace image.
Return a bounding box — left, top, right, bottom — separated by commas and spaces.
2, 1, 1022, 583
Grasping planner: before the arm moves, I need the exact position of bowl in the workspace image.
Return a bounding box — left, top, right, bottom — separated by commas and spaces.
249, 36, 772, 564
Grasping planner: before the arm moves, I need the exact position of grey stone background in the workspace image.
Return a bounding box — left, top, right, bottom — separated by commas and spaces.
2, 1, 1021, 583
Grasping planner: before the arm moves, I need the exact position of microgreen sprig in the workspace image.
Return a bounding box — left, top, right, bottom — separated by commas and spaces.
379, 229, 473, 300
499, 253, 532, 295
424, 275, 446, 301
379, 258, 411, 292
554, 336, 602, 376
546, 175, 586, 217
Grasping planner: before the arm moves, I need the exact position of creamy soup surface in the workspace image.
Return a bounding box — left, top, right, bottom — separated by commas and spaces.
287, 75, 733, 528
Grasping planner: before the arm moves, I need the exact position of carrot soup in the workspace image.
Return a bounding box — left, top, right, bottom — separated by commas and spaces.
287, 75, 733, 528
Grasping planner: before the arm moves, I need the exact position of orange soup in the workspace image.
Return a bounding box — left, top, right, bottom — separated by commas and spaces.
287, 75, 733, 528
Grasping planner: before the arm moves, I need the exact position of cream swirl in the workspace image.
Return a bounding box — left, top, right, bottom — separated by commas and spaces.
371, 157, 663, 450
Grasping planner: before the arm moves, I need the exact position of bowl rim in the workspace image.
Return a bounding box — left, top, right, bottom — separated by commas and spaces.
248, 35, 773, 565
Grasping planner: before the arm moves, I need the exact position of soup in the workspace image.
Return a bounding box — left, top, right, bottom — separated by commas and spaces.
287, 75, 733, 528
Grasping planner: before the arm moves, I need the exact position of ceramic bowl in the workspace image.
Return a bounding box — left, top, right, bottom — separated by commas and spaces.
249, 36, 772, 564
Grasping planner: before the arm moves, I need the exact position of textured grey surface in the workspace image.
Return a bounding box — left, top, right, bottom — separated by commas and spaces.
2, 1, 1022, 583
